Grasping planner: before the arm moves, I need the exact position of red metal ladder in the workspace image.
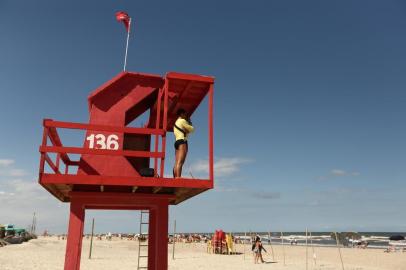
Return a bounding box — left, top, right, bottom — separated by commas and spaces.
137, 210, 149, 269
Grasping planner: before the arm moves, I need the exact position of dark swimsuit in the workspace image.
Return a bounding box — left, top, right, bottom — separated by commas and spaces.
174, 139, 188, 150
174, 123, 188, 150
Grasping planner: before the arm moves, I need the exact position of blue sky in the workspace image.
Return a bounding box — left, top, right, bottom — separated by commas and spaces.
0, 0, 405, 234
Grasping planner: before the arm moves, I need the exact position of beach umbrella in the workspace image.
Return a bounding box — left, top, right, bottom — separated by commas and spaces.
389, 235, 405, 241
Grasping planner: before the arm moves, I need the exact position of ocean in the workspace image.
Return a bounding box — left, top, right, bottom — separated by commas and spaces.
223, 232, 406, 249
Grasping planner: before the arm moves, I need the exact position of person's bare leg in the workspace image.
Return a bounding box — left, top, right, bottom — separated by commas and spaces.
172, 150, 178, 178
172, 149, 179, 178
178, 143, 188, 177
174, 144, 187, 177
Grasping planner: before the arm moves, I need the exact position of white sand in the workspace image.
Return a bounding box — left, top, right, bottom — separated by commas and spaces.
0, 237, 405, 270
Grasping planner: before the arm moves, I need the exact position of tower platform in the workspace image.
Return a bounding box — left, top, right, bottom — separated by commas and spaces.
39, 71, 214, 205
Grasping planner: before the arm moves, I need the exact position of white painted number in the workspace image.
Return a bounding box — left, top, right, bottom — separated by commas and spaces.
86, 134, 95, 149
107, 134, 119, 150
86, 134, 119, 150
95, 134, 106, 149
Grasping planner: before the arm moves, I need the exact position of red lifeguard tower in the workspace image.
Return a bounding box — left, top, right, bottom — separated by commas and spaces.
38, 71, 214, 270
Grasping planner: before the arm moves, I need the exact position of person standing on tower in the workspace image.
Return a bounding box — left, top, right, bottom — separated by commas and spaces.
173, 109, 194, 178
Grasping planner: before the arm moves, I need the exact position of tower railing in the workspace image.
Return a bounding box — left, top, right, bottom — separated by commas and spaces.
39, 119, 165, 174
38, 119, 213, 191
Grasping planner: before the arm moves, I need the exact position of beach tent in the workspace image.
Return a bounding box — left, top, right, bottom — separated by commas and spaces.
4, 224, 15, 231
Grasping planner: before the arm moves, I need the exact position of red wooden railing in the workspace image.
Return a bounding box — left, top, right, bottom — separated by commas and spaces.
39, 119, 167, 177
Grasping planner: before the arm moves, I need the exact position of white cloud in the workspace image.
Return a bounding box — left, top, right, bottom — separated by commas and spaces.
9, 169, 28, 177
0, 190, 15, 196
189, 157, 252, 178
215, 158, 252, 177
189, 160, 208, 174
331, 169, 346, 176
0, 161, 27, 177
318, 169, 361, 181
0, 159, 14, 166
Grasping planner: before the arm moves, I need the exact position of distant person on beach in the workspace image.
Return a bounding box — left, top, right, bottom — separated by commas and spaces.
173, 108, 194, 178
252, 238, 267, 264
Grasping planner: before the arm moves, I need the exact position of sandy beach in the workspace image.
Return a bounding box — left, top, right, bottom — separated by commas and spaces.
0, 237, 405, 270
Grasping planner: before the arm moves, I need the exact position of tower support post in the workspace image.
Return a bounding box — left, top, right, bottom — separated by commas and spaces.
63, 192, 172, 270
148, 201, 169, 269
64, 199, 85, 270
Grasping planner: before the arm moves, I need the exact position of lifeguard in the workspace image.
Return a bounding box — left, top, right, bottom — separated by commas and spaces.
173, 108, 194, 178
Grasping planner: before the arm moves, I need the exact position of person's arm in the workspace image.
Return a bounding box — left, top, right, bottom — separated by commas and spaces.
181, 119, 194, 133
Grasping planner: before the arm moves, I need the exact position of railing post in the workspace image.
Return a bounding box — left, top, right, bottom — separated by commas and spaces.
39, 127, 49, 175
56, 153, 61, 173
208, 84, 214, 185
154, 88, 163, 176
160, 81, 169, 178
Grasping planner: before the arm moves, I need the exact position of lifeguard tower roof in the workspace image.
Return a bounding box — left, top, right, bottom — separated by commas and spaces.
39, 71, 215, 205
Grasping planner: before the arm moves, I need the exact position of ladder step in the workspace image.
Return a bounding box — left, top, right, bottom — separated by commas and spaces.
139, 244, 148, 247
139, 255, 149, 258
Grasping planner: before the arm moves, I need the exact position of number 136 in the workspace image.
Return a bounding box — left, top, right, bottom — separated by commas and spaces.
86, 134, 119, 150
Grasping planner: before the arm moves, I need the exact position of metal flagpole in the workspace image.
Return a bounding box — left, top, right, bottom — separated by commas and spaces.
123, 18, 131, 71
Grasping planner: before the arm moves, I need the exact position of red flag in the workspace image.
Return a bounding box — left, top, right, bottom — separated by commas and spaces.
116, 11, 130, 32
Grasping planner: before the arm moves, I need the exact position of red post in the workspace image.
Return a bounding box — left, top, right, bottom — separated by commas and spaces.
208, 84, 214, 185
156, 202, 169, 270
148, 202, 169, 270
39, 127, 48, 175
154, 88, 163, 174
56, 153, 61, 172
160, 81, 169, 177
148, 207, 157, 269
64, 199, 85, 270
